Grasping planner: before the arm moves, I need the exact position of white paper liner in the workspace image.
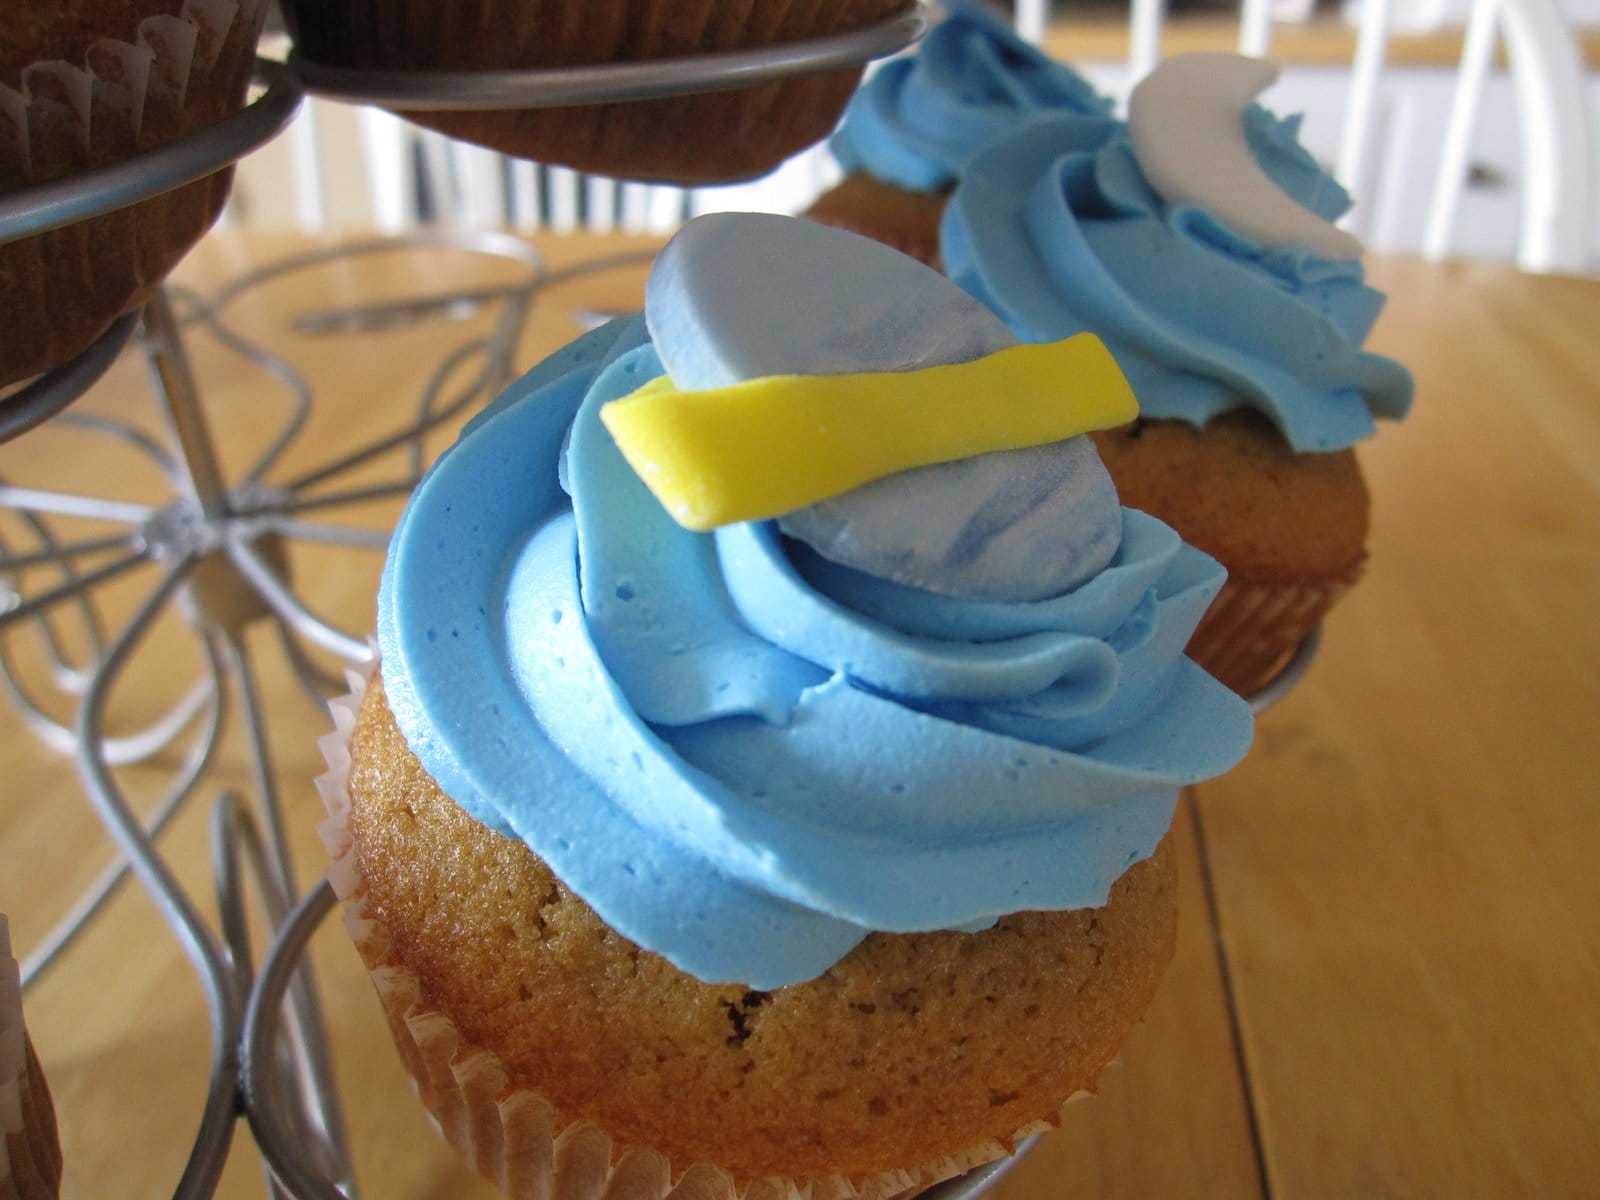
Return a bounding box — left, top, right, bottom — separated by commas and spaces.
316, 663, 1087, 1200
1, 917, 62, 1200
0, 0, 266, 182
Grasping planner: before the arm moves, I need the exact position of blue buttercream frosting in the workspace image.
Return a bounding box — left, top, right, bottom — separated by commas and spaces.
378, 338, 1255, 987
831, 0, 1110, 193
942, 110, 1414, 452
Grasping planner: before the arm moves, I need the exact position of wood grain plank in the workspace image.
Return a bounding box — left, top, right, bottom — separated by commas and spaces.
1200, 259, 1600, 1200
993, 792, 1264, 1200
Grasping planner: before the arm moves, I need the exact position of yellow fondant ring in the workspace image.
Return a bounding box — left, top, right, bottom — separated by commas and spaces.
599, 334, 1138, 532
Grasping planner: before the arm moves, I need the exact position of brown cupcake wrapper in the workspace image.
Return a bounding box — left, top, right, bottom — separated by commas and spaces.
0, 0, 269, 388
1, 918, 63, 1200
316, 664, 1074, 1200
1187, 573, 1356, 696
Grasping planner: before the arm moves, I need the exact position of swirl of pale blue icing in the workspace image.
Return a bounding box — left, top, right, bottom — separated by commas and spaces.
942, 110, 1414, 451
831, 0, 1110, 193
377, 310, 1254, 988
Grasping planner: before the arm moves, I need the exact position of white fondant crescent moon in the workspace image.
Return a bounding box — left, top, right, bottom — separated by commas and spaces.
1128, 52, 1364, 261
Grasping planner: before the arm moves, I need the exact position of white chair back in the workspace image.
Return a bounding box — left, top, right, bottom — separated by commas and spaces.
1036, 0, 1593, 271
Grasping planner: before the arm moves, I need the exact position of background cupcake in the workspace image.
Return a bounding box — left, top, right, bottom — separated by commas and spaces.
0, 0, 270, 389
943, 55, 1413, 693
321, 214, 1253, 1198
2, 915, 62, 1200
804, 0, 1110, 268
281, 0, 909, 185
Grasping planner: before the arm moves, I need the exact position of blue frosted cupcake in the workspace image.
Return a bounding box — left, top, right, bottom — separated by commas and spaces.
942, 55, 1414, 691
319, 214, 1253, 1200
804, 0, 1111, 268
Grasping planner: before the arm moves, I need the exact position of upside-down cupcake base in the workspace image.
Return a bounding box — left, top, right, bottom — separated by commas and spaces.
0, 0, 269, 388
316, 664, 1178, 1200
280, 0, 908, 185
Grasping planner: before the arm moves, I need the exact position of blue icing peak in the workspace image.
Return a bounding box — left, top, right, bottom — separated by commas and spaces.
378, 214, 1254, 987
942, 110, 1414, 452
831, 0, 1111, 193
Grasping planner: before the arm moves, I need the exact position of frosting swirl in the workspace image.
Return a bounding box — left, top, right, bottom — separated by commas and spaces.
942, 109, 1415, 451
378, 313, 1253, 988
831, 0, 1110, 193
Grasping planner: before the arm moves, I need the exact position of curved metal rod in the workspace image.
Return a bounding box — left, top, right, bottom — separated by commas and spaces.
258, 481, 418, 516
0, 636, 217, 763
0, 530, 142, 572
231, 636, 358, 1194
278, 338, 495, 496
214, 790, 268, 999
213, 796, 317, 1200
406, 336, 505, 480
0, 548, 152, 633
373, 248, 659, 480
922, 1136, 1040, 1199
291, 284, 524, 337
0, 506, 110, 694
187, 231, 544, 491
57, 407, 184, 487
0, 313, 140, 445
165, 282, 317, 490
311, 245, 660, 337
204, 229, 546, 315
533, 247, 663, 292
242, 881, 349, 1200
72, 555, 242, 1198
261, 518, 391, 551
0, 60, 304, 245
274, 616, 349, 703
1248, 626, 1323, 717
289, 5, 927, 110
225, 532, 370, 663
20, 640, 228, 989
94, 678, 216, 764
0, 484, 155, 524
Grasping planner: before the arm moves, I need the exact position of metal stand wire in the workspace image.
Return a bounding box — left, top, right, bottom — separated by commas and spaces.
0, 60, 556, 1199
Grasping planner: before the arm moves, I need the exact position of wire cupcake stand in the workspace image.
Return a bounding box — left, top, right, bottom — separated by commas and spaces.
0, 9, 1312, 1197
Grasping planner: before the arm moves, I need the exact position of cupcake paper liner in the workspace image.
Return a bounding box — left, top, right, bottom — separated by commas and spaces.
316, 662, 1078, 1200
1, 917, 63, 1200
0, 0, 268, 388
281, 0, 906, 184
1186, 574, 1354, 697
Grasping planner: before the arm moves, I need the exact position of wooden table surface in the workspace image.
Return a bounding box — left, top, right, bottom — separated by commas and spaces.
1, 234, 1596, 1200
